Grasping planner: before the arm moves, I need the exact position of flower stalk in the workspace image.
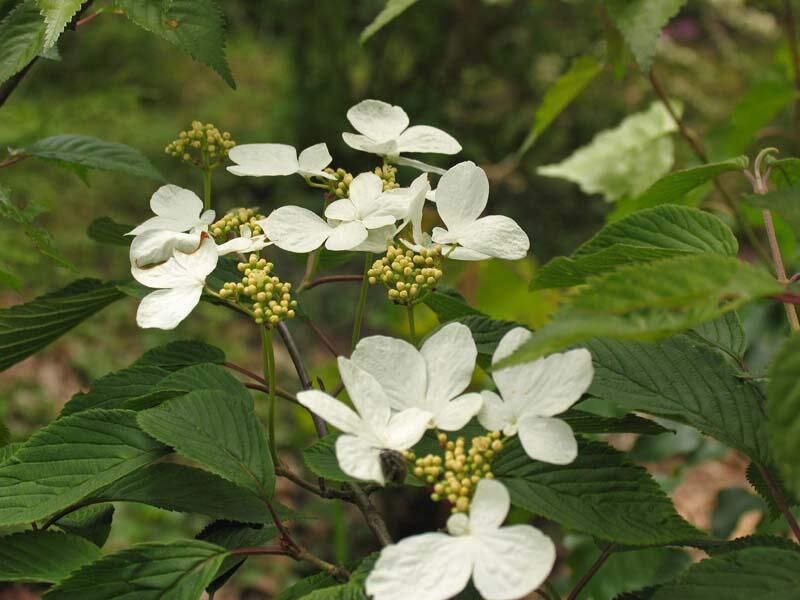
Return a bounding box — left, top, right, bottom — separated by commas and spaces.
406, 304, 417, 346
351, 252, 373, 349
261, 325, 279, 465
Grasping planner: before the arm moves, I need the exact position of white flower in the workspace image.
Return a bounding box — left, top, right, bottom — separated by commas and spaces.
351, 322, 482, 431
131, 234, 218, 330
260, 171, 420, 253
342, 99, 461, 174
216, 224, 272, 255
365, 479, 556, 600
227, 143, 336, 180
407, 161, 530, 261
297, 357, 431, 485
478, 328, 593, 465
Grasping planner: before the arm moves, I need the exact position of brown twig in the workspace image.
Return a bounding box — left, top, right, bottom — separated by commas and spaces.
223, 361, 265, 384
306, 318, 340, 357
243, 382, 299, 405
567, 543, 615, 600
298, 274, 364, 293
756, 463, 800, 543
763, 209, 800, 331
0, 155, 28, 169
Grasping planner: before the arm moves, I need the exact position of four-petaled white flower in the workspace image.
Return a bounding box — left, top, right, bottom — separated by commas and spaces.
227, 143, 336, 180
478, 327, 593, 465
406, 161, 530, 261
365, 478, 556, 600
131, 234, 218, 330
297, 357, 431, 485
260, 171, 420, 253
351, 322, 482, 431
342, 99, 461, 174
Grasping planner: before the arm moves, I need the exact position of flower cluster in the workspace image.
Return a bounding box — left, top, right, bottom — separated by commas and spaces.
165, 121, 235, 168
218, 254, 297, 326
374, 162, 400, 191
210, 207, 265, 242
322, 167, 353, 198
367, 244, 443, 304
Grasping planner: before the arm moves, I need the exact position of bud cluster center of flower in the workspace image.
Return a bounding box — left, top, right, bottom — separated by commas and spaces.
165, 121, 236, 169
368, 245, 443, 305
211, 207, 265, 242
219, 254, 297, 326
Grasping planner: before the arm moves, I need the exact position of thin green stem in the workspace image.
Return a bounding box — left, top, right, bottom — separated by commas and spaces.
202, 168, 212, 211
351, 252, 373, 350
261, 326, 278, 465
406, 304, 417, 346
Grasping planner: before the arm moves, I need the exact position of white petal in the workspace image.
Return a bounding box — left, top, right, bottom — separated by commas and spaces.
129, 230, 202, 268
471, 526, 556, 600
348, 172, 385, 217
216, 235, 271, 255
477, 390, 514, 433
366, 533, 472, 600
361, 214, 397, 229
198, 209, 216, 227
132, 255, 196, 289
335, 434, 385, 484
394, 173, 430, 232
385, 408, 433, 450
517, 415, 578, 465
436, 241, 494, 261
468, 478, 510, 533
454, 215, 530, 260
434, 161, 489, 230
297, 390, 363, 435
392, 155, 447, 174
396, 125, 461, 154
346, 99, 409, 142
325, 221, 368, 251
227, 144, 299, 177
337, 357, 392, 432
341, 132, 397, 155
136, 285, 202, 330
262, 206, 332, 253
149, 184, 203, 221
433, 393, 482, 431
170, 235, 219, 280
421, 322, 477, 410
351, 225, 396, 253
297, 143, 333, 173
324, 199, 358, 222
351, 335, 427, 411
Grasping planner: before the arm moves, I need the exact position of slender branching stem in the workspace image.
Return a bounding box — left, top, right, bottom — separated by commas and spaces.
566, 543, 615, 600
757, 463, 800, 542
261, 326, 279, 465
202, 169, 212, 211
406, 304, 417, 346
347, 482, 393, 547
351, 253, 373, 350
305, 318, 340, 357
0, 155, 28, 169
763, 209, 800, 331
298, 274, 364, 293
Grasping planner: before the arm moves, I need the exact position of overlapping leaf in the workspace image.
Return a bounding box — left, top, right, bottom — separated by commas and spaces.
0, 0, 45, 84
687, 312, 747, 363
0, 530, 101, 583
360, 0, 421, 42
36, 0, 85, 48
746, 183, 800, 232
56, 504, 114, 547
198, 521, 278, 594
61, 365, 169, 416
604, 0, 687, 71
86, 217, 133, 246
766, 334, 800, 496
133, 339, 226, 370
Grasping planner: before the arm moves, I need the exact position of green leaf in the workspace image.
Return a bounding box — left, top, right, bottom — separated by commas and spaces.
56, 504, 114, 547
61, 365, 169, 416
0, 265, 22, 290
562, 409, 671, 436
133, 340, 226, 370
303, 434, 357, 483
24, 134, 164, 181
423, 287, 483, 321
533, 205, 738, 289
745, 462, 798, 521
0, 420, 9, 446
282, 554, 377, 600
44, 540, 229, 600
0, 278, 124, 372
687, 312, 747, 363
36, 0, 85, 48
745, 184, 800, 233
651, 546, 800, 599
724, 76, 795, 156
0, 0, 45, 85
494, 438, 702, 545
360, 0, 421, 43
603, 0, 687, 72
0, 443, 22, 465
537, 101, 677, 201
198, 521, 277, 594
767, 333, 800, 496
115, 0, 235, 88
517, 55, 603, 157
137, 390, 274, 499
86, 217, 133, 246
0, 531, 101, 583
586, 336, 770, 462
0, 409, 167, 526
316, 248, 357, 271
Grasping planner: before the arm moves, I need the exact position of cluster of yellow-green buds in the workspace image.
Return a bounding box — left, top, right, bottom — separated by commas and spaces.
408, 431, 504, 513
210, 207, 265, 243
218, 254, 297, 326
165, 121, 236, 169
375, 163, 399, 191
322, 167, 354, 198
367, 244, 443, 305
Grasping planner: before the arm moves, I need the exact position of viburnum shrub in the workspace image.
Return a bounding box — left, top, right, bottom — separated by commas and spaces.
3, 2, 800, 600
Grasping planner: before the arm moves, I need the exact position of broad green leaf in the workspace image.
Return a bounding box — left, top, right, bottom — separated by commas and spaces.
36, 0, 85, 48
0, 531, 101, 583
587, 336, 770, 462
724, 76, 795, 156
303, 434, 358, 483
280, 554, 377, 600
767, 156, 800, 187
702, 534, 800, 556
652, 546, 800, 599
137, 390, 275, 499
745, 184, 800, 233
537, 102, 677, 201
562, 410, 670, 436
24, 135, 164, 181
423, 287, 483, 321
0, 0, 44, 84
360, 0, 421, 43
533, 205, 738, 289
0, 409, 167, 526
452, 314, 519, 356
86, 216, 133, 246
56, 504, 114, 547
115, 0, 235, 88
133, 339, 226, 370
44, 540, 229, 600
517, 55, 603, 157
0, 420, 8, 446
0, 443, 21, 465
604, 0, 687, 72
0, 278, 124, 372
767, 334, 800, 496
0, 265, 22, 290
316, 248, 356, 271
687, 312, 747, 363
198, 521, 277, 594
61, 365, 169, 416
745, 461, 798, 521
494, 438, 702, 545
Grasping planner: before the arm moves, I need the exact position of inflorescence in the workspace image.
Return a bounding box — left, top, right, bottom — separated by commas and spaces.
375, 163, 400, 191
368, 244, 443, 305
165, 121, 236, 169
219, 254, 297, 326
323, 167, 354, 198
210, 207, 265, 242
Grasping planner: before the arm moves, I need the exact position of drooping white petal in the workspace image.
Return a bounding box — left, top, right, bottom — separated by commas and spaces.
347, 99, 409, 143
149, 184, 203, 221
325, 220, 368, 251
435, 162, 489, 231
394, 173, 430, 231
392, 155, 447, 174
198, 209, 216, 228
433, 393, 483, 431
477, 390, 515, 433
468, 478, 510, 533
517, 415, 578, 465
341, 132, 398, 155
171, 235, 219, 279
453, 215, 530, 260
420, 322, 477, 410
132, 255, 198, 289
136, 285, 202, 330
324, 199, 357, 222
227, 144, 299, 177
297, 143, 335, 178
261, 206, 332, 253
336, 358, 392, 432
348, 172, 385, 217
396, 125, 461, 154
365, 533, 473, 600
352, 225, 396, 253
335, 434, 385, 485
351, 335, 427, 412
470, 526, 556, 600
129, 230, 202, 268
297, 390, 364, 435
384, 408, 433, 450
442, 244, 494, 261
